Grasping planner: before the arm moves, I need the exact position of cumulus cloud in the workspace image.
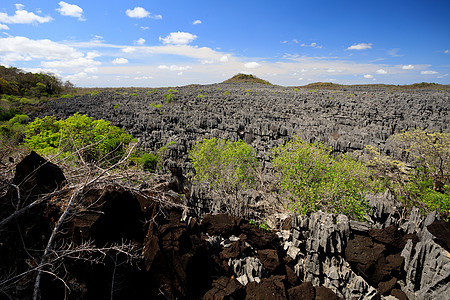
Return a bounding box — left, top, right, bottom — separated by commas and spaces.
402, 64, 414, 70
158, 65, 192, 71
134, 76, 152, 80
220, 55, 229, 62
192, 20, 202, 25
159, 32, 197, 45
112, 58, 129, 64
0, 4, 53, 24
56, 1, 84, 20
444, 50, 449, 54
0, 24, 9, 30
126, 7, 162, 19
421, 70, 438, 75
376, 69, 387, 74
347, 43, 372, 50
244, 62, 261, 69
364, 74, 373, 78
135, 38, 145, 45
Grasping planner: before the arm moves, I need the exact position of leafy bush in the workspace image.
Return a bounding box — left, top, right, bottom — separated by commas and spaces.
138, 152, 158, 172
189, 138, 259, 193
24, 113, 135, 165
272, 136, 373, 220
163, 93, 175, 103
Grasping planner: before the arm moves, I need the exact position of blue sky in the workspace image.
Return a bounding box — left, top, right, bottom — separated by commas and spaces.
0, 0, 449, 87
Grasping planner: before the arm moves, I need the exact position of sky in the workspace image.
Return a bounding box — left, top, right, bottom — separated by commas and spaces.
0, 0, 449, 87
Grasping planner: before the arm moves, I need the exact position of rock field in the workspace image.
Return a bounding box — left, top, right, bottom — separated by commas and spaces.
40, 83, 449, 169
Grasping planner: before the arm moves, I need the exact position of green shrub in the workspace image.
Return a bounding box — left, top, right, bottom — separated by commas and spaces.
149, 103, 162, 108
272, 136, 373, 220
138, 152, 158, 172
189, 138, 259, 193
24, 113, 135, 165
164, 93, 175, 103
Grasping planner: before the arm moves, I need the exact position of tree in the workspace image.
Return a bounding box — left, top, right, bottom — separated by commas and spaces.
272, 136, 373, 220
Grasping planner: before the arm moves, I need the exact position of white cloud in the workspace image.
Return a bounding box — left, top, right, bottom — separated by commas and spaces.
0, 36, 82, 63
0, 24, 10, 30
84, 67, 98, 73
159, 32, 197, 45
301, 42, 322, 49
244, 62, 261, 69
112, 58, 129, 64
0, 5, 53, 24
126, 7, 161, 19
364, 74, 373, 78
135, 38, 145, 45
421, 70, 438, 75
86, 51, 100, 59
201, 59, 214, 64
327, 68, 336, 73
177, 72, 183, 76
56, 1, 84, 20
220, 55, 229, 62
347, 43, 372, 50
122, 47, 136, 53
402, 64, 414, 70
141, 26, 149, 30
158, 65, 192, 71
376, 69, 387, 74
192, 20, 202, 25
444, 50, 449, 54
135, 76, 152, 80
42, 57, 100, 69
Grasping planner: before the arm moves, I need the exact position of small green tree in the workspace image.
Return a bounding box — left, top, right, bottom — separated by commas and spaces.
272, 136, 373, 220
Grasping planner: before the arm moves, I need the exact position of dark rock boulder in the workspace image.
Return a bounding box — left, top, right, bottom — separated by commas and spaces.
13, 151, 66, 201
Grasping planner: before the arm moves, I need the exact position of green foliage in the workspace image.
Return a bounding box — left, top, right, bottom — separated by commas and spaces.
60, 94, 73, 98
272, 136, 373, 220
0, 107, 18, 121
90, 91, 99, 96
149, 103, 162, 108
0, 113, 29, 139
168, 89, 179, 93
24, 113, 135, 165
223, 91, 231, 96
130, 93, 138, 96
189, 138, 259, 193
138, 152, 159, 172
164, 93, 175, 103
113, 104, 120, 109
0, 65, 70, 97
196, 94, 206, 98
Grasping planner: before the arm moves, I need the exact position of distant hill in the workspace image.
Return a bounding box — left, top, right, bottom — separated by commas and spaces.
223, 73, 272, 85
